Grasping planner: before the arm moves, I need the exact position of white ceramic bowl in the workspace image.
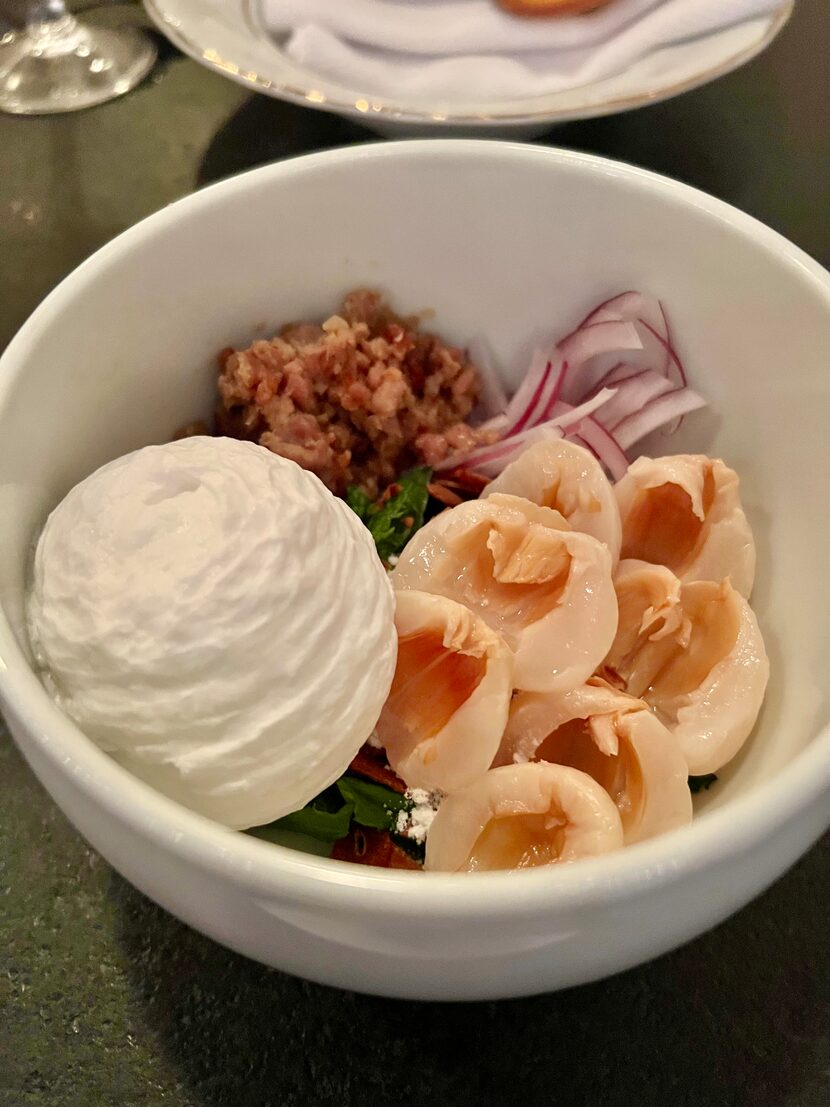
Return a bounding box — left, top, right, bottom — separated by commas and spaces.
1, 142, 828, 1001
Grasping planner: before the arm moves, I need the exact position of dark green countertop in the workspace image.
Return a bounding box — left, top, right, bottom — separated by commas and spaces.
1, 3, 828, 1105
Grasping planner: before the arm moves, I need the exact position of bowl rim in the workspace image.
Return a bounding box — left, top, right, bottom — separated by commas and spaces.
1, 139, 829, 916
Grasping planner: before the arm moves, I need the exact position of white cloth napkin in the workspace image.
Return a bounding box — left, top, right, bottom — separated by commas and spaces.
262, 0, 785, 101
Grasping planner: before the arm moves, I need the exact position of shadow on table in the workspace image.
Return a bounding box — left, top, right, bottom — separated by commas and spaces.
194, 78, 749, 202
196, 96, 378, 189
544, 92, 750, 199
111, 842, 828, 1107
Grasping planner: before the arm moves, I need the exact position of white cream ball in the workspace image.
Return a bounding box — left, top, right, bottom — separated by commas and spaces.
27, 437, 397, 829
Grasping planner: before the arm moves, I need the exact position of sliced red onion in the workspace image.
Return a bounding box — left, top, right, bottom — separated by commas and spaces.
433, 391, 617, 475
577, 291, 667, 337
582, 359, 626, 397
543, 387, 619, 433
473, 398, 627, 482
477, 412, 510, 435
612, 388, 706, 451
501, 347, 551, 431
557, 321, 643, 404
473, 439, 547, 478
567, 431, 596, 457
571, 416, 630, 481
437, 422, 565, 477
571, 292, 668, 375
434, 422, 552, 475
592, 370, 675, 431
528, 350, 567, 428
513, 387, 624, 451
600, 363, 654, 387
638, 319, 687, 389
439, 292, 705, 482
489, 347, 568, 441
585, 344, 683, 408
509, 350, 554, 436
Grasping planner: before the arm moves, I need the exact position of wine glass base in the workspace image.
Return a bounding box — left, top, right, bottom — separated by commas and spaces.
0, 23, 157, 115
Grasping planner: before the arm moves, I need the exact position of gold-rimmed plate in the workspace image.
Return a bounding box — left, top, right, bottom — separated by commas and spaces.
145, 0, 792, 136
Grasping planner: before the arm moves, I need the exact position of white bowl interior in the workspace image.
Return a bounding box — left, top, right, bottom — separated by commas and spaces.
1, 142, 829, 834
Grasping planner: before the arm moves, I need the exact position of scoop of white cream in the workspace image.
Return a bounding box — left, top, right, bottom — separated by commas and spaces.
27, 436, 397, 829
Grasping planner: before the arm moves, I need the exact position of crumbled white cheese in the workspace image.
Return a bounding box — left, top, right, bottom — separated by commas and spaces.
395, 788, 443, 845
366, 730, 383, 749
387, 554, 399, 567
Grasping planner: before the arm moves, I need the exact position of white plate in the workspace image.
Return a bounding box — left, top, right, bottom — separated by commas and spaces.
145, 0, 792, 137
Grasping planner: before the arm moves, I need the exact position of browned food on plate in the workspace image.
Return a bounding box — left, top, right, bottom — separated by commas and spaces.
427, 481, 466, 508
497, 0, 614, 16
215, 289, 492, 497
444, 467, 492, 495
331, 826, 422, 869
348, 742, 407, 795
428, 468, 491, 508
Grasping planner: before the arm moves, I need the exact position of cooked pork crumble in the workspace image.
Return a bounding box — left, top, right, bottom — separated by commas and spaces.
214, 289, 489, 496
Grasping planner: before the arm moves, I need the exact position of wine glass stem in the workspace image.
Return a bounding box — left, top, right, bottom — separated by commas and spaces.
24, 1, 88, 55
27, 1, 71, 26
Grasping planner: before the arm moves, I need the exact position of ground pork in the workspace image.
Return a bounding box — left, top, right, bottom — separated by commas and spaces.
214, 289, 490, 496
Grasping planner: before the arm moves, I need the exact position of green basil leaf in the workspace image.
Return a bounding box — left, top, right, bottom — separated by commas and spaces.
345, 484, 375, 521
252, 800, 354, 844
337, 775, 409, 832
346, 466, 432, 563
249, 773, 410, 845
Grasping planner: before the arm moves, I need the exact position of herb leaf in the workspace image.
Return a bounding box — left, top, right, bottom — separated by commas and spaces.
688, 773, 718, 794
250, 774, 410, 846
345, 485, 375, 519
337, 775, 409, 832
346, 466, 432, 563
252, 798, 354, 843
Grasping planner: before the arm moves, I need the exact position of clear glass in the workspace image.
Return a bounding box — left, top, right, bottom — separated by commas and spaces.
0, 1, 157, 115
